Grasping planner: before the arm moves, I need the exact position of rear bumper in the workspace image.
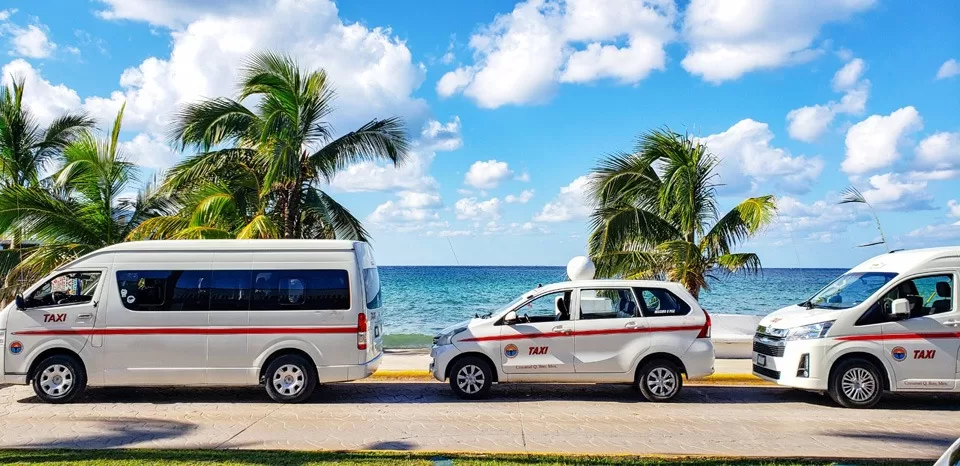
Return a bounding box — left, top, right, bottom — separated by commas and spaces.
683, 339, 716, 379
316, 352, 382, 383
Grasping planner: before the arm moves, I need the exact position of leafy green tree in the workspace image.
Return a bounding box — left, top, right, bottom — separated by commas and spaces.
0, 105, 168, 292
133, 52, 409, 241
588, 129, 777, 299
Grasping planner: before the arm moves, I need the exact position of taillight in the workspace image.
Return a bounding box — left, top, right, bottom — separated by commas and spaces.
697, 310, 711, 339
357, 313, 368, 350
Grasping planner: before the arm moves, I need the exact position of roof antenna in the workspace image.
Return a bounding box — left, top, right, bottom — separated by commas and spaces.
446, 238, 460, 265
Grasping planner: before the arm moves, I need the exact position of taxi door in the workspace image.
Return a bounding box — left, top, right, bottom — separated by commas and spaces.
499, 290, 575, 375
5, 270, 105, 375
573, 287, 648, 373
881, 273, 959, 390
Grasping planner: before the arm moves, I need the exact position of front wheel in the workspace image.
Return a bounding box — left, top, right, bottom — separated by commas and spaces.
264, 354, 317, 403
637, 360, 683, 402
31, 354, 87, 404
449, 356, 493, 399
829, 358, 882, 408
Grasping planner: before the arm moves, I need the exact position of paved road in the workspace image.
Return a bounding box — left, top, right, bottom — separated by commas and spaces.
0, 382, 957, 459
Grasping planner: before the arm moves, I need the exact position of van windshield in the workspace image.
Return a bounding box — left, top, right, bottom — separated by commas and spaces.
807, 272, 898, 309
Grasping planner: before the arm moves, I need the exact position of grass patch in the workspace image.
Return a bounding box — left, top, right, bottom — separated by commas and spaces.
0, 449, 930, 466
383, 333, 433, 349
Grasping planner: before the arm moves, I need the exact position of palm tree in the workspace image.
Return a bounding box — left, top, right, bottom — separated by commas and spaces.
144, 51, 409, 241
588, 128, 777, 299
839, 185, 889, 251
0, 105, 169, 292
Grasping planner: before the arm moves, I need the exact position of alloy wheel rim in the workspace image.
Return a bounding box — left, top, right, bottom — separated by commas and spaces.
646, 367, 677, 398
841, 367, 877, 402
273, 364, 305, 397
456, 364, 485, 394
40, 364, 73, 397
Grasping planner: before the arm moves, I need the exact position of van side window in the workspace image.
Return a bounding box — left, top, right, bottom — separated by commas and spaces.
211, 270, 252, 311
634, 288, 691, 317
579, 289, 640, 319
117, 271, 210, 311
857, 274, 955, 325
250, 270, 350, 311
24, 271, 101, 308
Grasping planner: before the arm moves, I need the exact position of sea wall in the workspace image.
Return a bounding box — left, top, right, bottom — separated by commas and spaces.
712, 314, 762, 359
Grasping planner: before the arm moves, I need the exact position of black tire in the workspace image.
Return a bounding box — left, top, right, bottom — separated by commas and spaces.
637, 359, 683, 402
31, 354, 87, 404
828, 358, 883, 408
449, 356, 493, 400
264, 354, 317, 403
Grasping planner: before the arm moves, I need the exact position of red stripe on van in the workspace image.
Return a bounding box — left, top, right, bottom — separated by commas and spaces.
12, 326, 359, 336
836, 332, 960, 342
460, 325, 704, 343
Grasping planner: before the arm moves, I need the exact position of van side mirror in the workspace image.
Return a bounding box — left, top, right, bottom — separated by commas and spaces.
504, 310, 518, 324
14, 294, 25, 310
889, 298, 910, 318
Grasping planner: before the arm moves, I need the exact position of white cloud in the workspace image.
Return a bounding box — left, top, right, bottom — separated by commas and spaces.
786, 58, 869, 142
856, 172, 934, 211
0, 10, 14, 22
916, 132, 960, 170
84, 0, 428, 139
419, 116, 462, 152
8, 24, 57, 58
936, 59, 959, 80
464, 160, 512, 189
329, 150, 437, 193
424, 229, 473, 238
120, 133, 180, 170
680, 0, 876, 83
534, 175, 593, 222
701, 119, 824, 194
766, 195, 864, 246
842, 106, 923, 174
481, 220, 549, 236
832, 58, 865, 91
437, 0, 675, 108
505, 189, 535, 204
455, 197, 502, 220
948, 200, 960, 219
0, 59, 82, 126
515, 171, 531, 182
368, 190, 442, 224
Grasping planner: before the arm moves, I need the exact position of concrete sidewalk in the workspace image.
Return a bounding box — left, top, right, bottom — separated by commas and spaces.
375, 349, 762, 384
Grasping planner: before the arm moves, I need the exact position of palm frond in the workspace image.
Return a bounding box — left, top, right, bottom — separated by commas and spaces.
125, 216, 191, 241
700, 195, 777, 258
308, 117, 410, 181
236, 214, 280, 239
715, 252, 762, 274
301, 188, 369, 241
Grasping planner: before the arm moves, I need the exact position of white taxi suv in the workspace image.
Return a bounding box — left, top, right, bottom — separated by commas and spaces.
430, 279, 715, 401
753, 247, 960, 408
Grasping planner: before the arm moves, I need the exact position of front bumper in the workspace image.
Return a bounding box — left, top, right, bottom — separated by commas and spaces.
752, 338, 829, 390
430, 344, 460, 382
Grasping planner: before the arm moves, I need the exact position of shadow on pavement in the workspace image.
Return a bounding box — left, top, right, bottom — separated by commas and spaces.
830, 431, 957, 449
12, 417, 196, 449
364, 440, 418, 450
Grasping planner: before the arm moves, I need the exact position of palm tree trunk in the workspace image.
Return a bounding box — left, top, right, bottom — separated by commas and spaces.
284, 181, 301, 239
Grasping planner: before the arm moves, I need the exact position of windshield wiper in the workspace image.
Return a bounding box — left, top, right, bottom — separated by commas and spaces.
800, 300, 815, 309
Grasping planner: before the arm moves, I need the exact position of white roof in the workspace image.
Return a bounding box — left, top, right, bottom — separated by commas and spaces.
522, 279, 686, 298
98, 239, 360, 252
849, 247, 960, 274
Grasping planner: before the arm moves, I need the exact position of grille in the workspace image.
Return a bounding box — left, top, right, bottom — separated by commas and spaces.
753, 364, 780, 380
753, 340, 785, 357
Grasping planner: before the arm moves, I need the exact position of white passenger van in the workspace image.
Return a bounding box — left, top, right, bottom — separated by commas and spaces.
430, 279, 714, 401
0, 240, 383, 403
753, 247, 960, 408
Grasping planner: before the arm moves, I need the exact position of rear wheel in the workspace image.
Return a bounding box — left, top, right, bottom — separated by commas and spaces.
31, 354, 87, 404
637, 360, 682, 402
449, 356, 493, 399
829, 358, 882, 408
264, 354, 317, 403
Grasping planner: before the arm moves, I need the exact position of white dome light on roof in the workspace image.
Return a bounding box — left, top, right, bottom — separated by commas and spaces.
567, 256, 596, 281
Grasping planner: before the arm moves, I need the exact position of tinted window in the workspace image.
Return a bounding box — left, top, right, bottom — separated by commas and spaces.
210, 270, 251, 311
635, 288, 691, 317
579, 289, 640, 319
117, 270, 211, 311
250, 270, 350, 311
364, 267, 382, 309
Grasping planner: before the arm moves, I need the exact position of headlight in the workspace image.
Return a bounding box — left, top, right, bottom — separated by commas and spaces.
784, 321, 834, 341
434, 326, 467, 346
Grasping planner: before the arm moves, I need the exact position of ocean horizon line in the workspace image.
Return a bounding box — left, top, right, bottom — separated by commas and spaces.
376, 265, 851, 270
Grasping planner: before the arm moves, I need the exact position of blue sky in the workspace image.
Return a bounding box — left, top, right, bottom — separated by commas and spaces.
1, 0, 958, 267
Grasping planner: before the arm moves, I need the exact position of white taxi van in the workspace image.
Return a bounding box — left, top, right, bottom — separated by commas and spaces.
430, 278, 714, 401
0, 240, 384, 403
753, 247, 960, 408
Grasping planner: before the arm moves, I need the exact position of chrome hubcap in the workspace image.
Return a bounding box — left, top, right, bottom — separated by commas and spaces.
273, 364, 305, 397
646, 367, 677, 398
456, 364, 485, 394
841, 368, 877, 402
40, 364, 73, 397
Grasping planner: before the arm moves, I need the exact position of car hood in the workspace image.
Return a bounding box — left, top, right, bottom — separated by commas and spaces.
758, 304, 844, 331
436, 318, 478, 336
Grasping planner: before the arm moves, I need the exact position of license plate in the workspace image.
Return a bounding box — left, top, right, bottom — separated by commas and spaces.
756, 354, 766, 366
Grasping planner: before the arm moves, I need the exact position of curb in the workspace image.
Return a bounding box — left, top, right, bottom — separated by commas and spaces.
370, 370, 773, 385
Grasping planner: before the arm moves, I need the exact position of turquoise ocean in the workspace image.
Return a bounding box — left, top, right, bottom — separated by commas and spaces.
378, 266, 847, 348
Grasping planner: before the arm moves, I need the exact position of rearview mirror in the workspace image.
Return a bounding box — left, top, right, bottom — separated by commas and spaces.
889, 298, 910, 318
14, 294, 25, 310
504, 310, 518, 324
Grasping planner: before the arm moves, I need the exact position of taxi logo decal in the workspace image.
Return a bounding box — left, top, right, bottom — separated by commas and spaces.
43, 313, 66, 323
913, 349, 936, 359
504, 344, 519, 358
8, 341, 22, 355
528, 346, 548, 355
891, 346, 907, 362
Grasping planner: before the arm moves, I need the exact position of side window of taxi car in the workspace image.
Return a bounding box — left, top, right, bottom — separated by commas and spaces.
516, 291, 572, 322
634, 288, 691, 317
24, 272, 102, 308
856, 274, 954, 325
579, 288, 639, 319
